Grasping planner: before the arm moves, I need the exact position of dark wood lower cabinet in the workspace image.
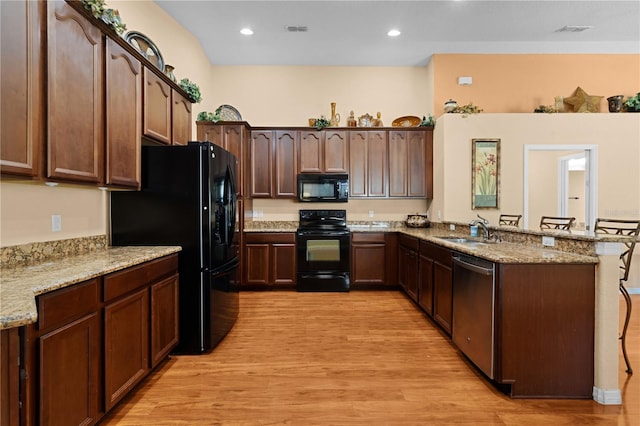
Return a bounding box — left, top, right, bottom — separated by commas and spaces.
398, 235, 419, 301
243, 233, 296, 288
19, 254, 179, 426
104, 289, 149, 411
1, 329, 20, 426
351, 233, 388, 288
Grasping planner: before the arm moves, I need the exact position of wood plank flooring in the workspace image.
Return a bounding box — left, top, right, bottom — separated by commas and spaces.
101, 292, 639, 425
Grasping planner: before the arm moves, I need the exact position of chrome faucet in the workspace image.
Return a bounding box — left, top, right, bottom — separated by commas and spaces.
470, 214, 491, 240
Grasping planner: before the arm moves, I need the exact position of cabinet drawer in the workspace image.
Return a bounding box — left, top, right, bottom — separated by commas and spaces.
351, 232, 386, 243
37, 279, 100, 332
398, 234, 419, 251
244, 232, 296, 244
421, 241, 452, 267
104, 254, 178, 302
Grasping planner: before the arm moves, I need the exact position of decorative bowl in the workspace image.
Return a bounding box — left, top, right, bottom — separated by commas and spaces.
406, 214, 430, 228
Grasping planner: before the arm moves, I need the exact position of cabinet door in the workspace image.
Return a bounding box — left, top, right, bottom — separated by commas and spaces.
105, 37, 141, 188
388, 131, 408, 197
0, 0, 43, 178
150, 274, 180, 367
407, 131, 426, 197
172, 90, 192, 145
348, 131, 367, 197
143, 67, 171, 144
47, 0, 103, 183
223, 124, 245, 196
272, 243, 296, 286
433, 262, 453, 335
1, 329, 20, 426
418, 253, 434, 316
351, 243, 386, 286
274, 130, 297, 198
299, 131, 323, 173
39, 313, 100, 426
367, 131, 387, 197
197, 123, 223, 146
324, 130, 348, 173
249, 130, 273, 197
405, 250, 419, 302
244, 243, 270, 285
104, 288, 149, 411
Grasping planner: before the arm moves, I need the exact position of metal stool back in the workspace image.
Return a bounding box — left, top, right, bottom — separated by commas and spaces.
594, 217, 640, 374
540, 216, 575, 231
499, 214, 522, 227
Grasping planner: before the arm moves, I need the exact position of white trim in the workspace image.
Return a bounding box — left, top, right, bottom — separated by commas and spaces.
523, 144, 598, 231
592, 386, 622, 405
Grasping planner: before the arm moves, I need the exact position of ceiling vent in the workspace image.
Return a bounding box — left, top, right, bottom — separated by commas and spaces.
285, 25, 308, 32
555, 25, 593, 33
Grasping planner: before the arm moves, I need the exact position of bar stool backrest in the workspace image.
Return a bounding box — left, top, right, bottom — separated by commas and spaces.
594, 218, 640, 282
499, 214, 522, 227
539, 216, 575, 231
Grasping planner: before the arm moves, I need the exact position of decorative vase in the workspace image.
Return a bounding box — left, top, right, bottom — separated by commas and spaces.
329, 102, 341, 127
444, 99, 458, 113
164, 64, 177, 83
607, 95, 624, 113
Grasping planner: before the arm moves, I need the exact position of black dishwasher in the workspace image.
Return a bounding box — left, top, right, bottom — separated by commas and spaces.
452, 254, 496, 379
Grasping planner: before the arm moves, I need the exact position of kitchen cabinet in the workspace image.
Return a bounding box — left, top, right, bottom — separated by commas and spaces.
143, 67, 171, 144
388, 129, 433, 198
0, 0, 44, 179
299, 130, 348, 173
398, 234, 419, 302
243, 233, 296, 288
417, 242, 434, 316
197, 122, 249, 196
249, 130, 297, 198
351, 232, 397, 288
105, 36, 142, 188
47, 0, 104, 183
171, 89, 192, 146
430, 244, 453, 335
22, 278, 102, 426
348, 130, 387, 197
103, 254, 179, 409
20, 254, 179, 426
1, 329, 20, 426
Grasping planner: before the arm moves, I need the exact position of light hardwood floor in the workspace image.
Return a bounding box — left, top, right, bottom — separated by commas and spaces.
102, 292, 639, 425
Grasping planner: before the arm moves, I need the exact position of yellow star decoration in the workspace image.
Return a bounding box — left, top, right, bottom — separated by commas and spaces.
563, 86, 604, 113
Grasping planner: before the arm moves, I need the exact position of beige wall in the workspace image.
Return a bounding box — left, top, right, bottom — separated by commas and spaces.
432, 53, 640, 115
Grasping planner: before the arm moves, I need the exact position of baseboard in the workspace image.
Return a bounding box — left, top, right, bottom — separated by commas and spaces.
592, 386, 622, 405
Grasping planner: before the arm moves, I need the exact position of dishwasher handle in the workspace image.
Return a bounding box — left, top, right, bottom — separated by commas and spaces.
453, 255, 495, 276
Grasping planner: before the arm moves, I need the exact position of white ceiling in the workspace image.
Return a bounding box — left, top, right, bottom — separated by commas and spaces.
155, 0, 640, 67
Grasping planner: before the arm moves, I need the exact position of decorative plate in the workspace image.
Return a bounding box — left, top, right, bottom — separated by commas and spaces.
124, 31, 164, 71
217, 104, 242, 121
392, 115, 421, 127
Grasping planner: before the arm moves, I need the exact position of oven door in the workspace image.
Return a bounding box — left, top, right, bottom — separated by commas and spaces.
296, 229, 351, 291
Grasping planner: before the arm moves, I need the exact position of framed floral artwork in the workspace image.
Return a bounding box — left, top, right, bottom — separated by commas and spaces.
472, 139, 500, 209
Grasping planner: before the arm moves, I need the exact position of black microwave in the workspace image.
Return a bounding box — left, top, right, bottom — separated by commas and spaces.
298, 173, 349, 202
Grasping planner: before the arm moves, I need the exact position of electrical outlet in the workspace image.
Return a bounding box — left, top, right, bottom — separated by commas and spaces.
368, 210, 374, 218
51, 215, 62, 232
542, 236, 555, 247
449, 224, 455, 231
437, 210, 442, 220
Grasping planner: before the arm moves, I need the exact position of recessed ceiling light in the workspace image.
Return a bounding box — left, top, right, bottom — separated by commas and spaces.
388, 29, 401, 37
240, 28, 253, 36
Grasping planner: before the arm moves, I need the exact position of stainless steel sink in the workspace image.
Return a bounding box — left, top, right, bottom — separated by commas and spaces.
435, 236, 489, 247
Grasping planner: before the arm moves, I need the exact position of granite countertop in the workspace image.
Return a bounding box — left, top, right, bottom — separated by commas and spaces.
398, 228, 598, 264
0, 246, 181, 330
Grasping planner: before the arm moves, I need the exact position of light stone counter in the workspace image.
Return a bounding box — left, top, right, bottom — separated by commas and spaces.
0, 246, 181, 330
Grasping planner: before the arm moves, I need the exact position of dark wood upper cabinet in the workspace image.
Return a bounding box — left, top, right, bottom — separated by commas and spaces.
105, 36, 141, 188
349, 130, 387, 197
299, 130, 348, 173
143, 67, 171, 144
47, 0, 104, 183
0, 0, 44, 178
171, 89, 192, 146
389, 129, 433, 198
274, 130, 297, 198
249, 130, 273, 197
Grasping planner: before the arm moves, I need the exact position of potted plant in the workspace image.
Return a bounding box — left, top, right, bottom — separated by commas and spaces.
624, 93, 640, 112
178, 78, 202, 103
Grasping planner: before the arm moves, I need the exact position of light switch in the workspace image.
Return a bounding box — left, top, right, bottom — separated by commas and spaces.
51, 215, 62, 232
458, 76, 473, 85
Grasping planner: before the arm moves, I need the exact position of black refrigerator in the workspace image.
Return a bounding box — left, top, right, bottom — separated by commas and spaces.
110, 142, 239, 354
